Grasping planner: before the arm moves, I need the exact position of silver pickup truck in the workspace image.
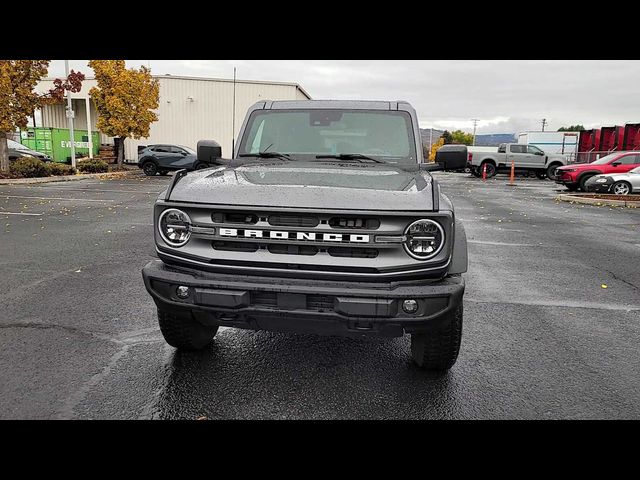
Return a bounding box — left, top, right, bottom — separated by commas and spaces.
468, 143, 567, 180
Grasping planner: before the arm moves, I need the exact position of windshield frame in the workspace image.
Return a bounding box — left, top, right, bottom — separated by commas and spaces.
236, 108, 418, 164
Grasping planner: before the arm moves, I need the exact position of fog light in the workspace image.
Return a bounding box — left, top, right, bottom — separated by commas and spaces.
402, 299, 419, 314
176, 285, 190, 299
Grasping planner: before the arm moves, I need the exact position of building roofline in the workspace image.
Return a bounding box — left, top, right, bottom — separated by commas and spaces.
41, 74, 312, 99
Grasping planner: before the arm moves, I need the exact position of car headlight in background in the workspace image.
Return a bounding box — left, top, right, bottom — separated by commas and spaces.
159, 209, 191, 247
563, 168, 577, 173
403, 219, 445, 260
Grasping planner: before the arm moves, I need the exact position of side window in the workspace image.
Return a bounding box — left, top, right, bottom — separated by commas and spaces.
618, 154, 639, 165
168, 146, 183, 154
527, 145, 543, 155
498, 144, 506, 153
510, 145, 526, 154
152, 146, 169, 153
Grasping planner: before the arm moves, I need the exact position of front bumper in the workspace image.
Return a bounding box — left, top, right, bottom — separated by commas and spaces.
142, 260, 465, 338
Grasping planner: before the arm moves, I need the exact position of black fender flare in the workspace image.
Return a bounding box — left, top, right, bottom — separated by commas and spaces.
450, 219, 468, 274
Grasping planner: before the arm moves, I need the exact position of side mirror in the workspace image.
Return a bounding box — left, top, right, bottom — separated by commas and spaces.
535, 151, 544, 155
419, 162, 443, 172
611, 161, 621, 166
197, 140, 222, 163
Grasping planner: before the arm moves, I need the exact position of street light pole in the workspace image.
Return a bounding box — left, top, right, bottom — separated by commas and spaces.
65, 60, 76, 168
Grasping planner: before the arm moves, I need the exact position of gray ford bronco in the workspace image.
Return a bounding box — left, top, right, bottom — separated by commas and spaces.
142, 100, 468, 370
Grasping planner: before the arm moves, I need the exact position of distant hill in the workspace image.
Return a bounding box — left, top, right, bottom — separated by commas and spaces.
474, 134, 516, 146
420, 129, 515, 147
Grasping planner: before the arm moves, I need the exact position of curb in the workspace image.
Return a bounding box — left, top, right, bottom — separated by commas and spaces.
0, 170, 140, 185
556, 194, 639, 208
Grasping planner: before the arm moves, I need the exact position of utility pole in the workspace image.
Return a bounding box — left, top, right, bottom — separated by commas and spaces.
541, 118, 547, 132
232, 67, 237, 157
64, 60, 76, 168
471, 119, 480, 146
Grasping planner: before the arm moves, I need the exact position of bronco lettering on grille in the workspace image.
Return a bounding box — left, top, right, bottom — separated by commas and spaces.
219, 228, 369, 243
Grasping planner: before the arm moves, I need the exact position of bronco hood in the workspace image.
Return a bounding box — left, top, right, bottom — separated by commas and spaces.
166, 161, 435, 211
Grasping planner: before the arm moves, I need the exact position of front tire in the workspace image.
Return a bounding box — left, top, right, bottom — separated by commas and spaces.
410, 303, 463, 371
481, 162, 496, 178
546, 163, 561, 180
579, 174, 594, 192
611, 181, 631, 195
142, 161, 158, 176
194, 162, 209, 170
158, 308, 218, 350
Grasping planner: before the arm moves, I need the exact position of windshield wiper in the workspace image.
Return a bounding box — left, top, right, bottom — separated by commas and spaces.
239, 152, 293, 161
315, 153, 385, 164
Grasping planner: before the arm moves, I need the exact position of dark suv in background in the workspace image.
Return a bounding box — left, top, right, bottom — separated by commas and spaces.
137, 144, 215, 176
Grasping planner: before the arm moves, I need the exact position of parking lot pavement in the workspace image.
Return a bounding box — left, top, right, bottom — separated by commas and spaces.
1, 172, 639, 419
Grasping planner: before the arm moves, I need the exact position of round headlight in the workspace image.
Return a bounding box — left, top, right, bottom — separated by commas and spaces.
159, 208, 191, 247
404, 219, 445, 260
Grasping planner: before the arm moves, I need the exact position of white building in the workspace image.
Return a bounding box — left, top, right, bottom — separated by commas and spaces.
36, 74, 311, 162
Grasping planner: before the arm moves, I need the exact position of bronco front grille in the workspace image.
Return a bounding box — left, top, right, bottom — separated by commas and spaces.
251, 291, 335, 312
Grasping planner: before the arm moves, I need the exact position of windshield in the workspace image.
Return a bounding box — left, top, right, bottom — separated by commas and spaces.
630, 166, 640, 174
590, 153, 621, 165
7, 139, 29, 150
238, 109, 417, 163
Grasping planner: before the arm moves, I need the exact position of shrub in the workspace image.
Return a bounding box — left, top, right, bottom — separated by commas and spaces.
10, 157, 49, 178
46, 163, 77, 176
77, 159, 109, 173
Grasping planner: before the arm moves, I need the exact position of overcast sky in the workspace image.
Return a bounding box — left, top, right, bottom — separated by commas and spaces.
48, 60, 640, 135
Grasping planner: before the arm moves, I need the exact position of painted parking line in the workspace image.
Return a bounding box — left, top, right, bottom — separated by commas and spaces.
0, 195, 115, 203
468, 240, 537, 247
0, 212, 43, 216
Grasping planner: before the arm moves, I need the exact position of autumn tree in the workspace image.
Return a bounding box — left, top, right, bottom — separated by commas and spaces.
440, 130, 453, 144
450, 130, 474, 145
0, 60, 84, 172
558, 125, 585, 132
428, 137, 445, 162
88, 60, 159, 165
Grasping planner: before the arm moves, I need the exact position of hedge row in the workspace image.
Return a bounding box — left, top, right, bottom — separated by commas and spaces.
9, 157, 109, 178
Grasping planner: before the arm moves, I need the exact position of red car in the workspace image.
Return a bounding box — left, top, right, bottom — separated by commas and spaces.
555, 151, 640, 191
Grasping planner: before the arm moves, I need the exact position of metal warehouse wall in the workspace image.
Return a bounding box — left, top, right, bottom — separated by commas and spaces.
37, 75, 311, 162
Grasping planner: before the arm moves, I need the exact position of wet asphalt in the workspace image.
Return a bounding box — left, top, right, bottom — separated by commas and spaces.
0, 171, 639, 419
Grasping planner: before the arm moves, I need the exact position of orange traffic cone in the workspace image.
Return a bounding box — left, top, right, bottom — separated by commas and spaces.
508, 159, 516, 186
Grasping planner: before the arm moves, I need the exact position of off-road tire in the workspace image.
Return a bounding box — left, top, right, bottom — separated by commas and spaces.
158, 308, 218, 350
142, 161, 158, 176
410, 303, 463, 371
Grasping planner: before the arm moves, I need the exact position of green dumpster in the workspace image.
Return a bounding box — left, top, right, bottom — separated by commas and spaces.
20, 127, 100, 163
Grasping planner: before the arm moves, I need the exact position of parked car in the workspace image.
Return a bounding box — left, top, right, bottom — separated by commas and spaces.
555, 151, 640, 191
137, 144, 212, 176
467, 143, 566, 179
7, 139, 51, 161
584, 166, 640, 195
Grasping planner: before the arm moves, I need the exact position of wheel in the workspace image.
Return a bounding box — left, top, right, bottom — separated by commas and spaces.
471, 167, 481, 178
410, 303, 463, 371
565, 185, 579, 192
142, 161, 158, 176
158, 170, 169, 176
578, 174, 594, 192
611, 181, 631, 195
546, 163, 560, 180
481, 162, 496, 178
157, 308, 219, 350
195, 162, 209, 170
535, 171, 547, 180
